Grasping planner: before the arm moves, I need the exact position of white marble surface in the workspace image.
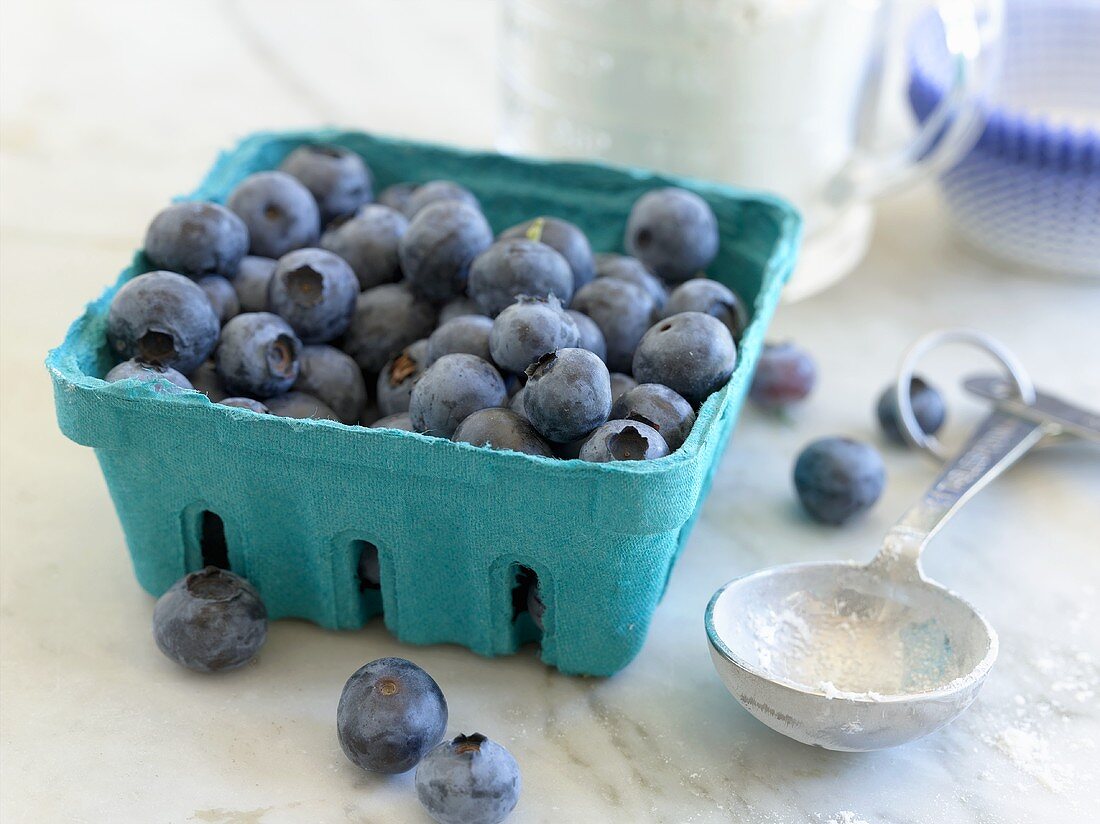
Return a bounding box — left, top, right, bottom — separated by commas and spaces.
2, 2, 1099, 822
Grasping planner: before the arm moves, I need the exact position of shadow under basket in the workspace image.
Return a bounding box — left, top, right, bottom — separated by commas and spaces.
46, 129, 800, 676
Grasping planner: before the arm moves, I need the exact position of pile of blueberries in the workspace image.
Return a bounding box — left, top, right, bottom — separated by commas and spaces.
104, 143, 748, 462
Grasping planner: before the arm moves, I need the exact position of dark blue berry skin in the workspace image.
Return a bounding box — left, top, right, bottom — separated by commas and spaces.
527, 584, 545, 630
749, 341, 817, 411
279, 144, 373, 225
793, 437, 885, 525
524, 348, 612, 443
378, 182, 418, 215
594, 253, 668, 310
293, 344, 367, 424
610, 383, 696, 451
219, 397, 269, 413
566, 310, 607, 362
610, 372, 638, 404
569, 278, 657, 373
227, 171, 321, 259
625, 187, 719, 283
265, 390, 340, 421
439, 296, 486, 325
152, 567, 267, 673
197, 275, 240, 324
107, 270, 221, 374
144, 201, 249, 279
428, 315, 494, 365
409, 354, 508, 438
403, 180, 479, 218
320, 204, 408, 291
663, 278, 749, 341
415, 733, 521, 824
453, 407, 554, 457
399, 201, 493, 301
268, 248, 358, 344
509, 385, 528, 416
500, 216, 595, 289
337, 657, 448, 774
215, 312, 302, 398
876, 376, 947, 445
377, 339, 430, 417
233, 256, 277, 313
344, 283, 438, 374
371, 412, 416, 431
468, 239, 574, 317
104, 359, 193, 392
579, 419, 669, 462
489, 297, 580, 374
633, 312, 736, 405
187, 359, 228, 401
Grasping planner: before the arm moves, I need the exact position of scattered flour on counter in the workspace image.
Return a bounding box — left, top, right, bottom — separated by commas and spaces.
825, 812, 871, 824
986, 726, 1070, 793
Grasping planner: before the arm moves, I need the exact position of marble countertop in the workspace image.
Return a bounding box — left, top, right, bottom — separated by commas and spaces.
2, 2, 1098, 822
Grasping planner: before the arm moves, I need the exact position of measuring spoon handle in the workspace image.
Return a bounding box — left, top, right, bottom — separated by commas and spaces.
964, 374, 1100, 443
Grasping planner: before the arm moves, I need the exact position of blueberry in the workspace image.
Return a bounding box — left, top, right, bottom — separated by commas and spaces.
793, 437, 885, 525
500, 216, 595, 289
663, 278, 748, 341
279, 143, 373, 224
344, 283, 437, 374
233, 255, 277, 313
377, 339, 430, 417
152, 566, 267, 673
610, 383, 696, 451
219, 397, 269, 413
107, 270, 220, 374
227, 171, 321, 259
428, 315, 494, 365
371, 412, 417, 431
403, 180, 479, 218
610, 372, 638, 404
144, 201, 249, 279
415, 733, 521, 824
399, 201, 493, 301
749, 341, 817, 411
377, 182, 418, 214
633, 312, 736, 405
569, 278, 657, 373
509, 385, 527, 416
624, 187, 719, 282
876, 376, 947, 445
594, 253, 668, 310
524, 348, 612, 443
453, 408, 554, 457
265, 390, 340, 421
579, 419, 669, 462
320, 204, 408, 290
409, 354, 507, 438
337, 657, 448, 774
468, 239, 574, 317
566, 310, 607, 362
187, 359, 228, 401
215, 312, 302, 398
438, 296, 486, 325
293, 344, 367, 424
268, 248, 358, 344
489, 296, 580, 374
197, 275, 240, 324
526, 584, 546, 630
104, 358, 193, 392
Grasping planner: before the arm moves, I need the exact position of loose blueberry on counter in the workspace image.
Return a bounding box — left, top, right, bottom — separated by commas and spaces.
876, 376, 947, 445
265, 391, 341, 421
594, 253, 668, 310
566, 309, 607, 363
749, 341, 817, 411
218, 397, 270, 413
268, 248, 358, 344
279, 143, 373, 225
320, 204, 408, 291
337, 657, 448, 774
569, 277, 657, 374
579, 419, 669, 462
410, 354, 508, 438
793, 437, 885, 525
377, 339, 430, 417
438, 296, 486, 325
402, 180, 479, 218
104, 359, 193, 392
624, 187, 719, 283
523, 348, 612, 444
663, 278, 748, 341
197, 275, 240, 324
399, 200, 493, 301
188, 359, 228, 401
633, 312, 736, 406
452, 408, 555, 457
468, 238, 574, 317
610, 383, 696, 452
227, 171, 321, 259
609, 372, 638, 404
344, 283, 437, 374
415, 733, 521, 824
427, 315, 494, 365
152, 566, 267, 673
371, 412, 417, 431
489, 296, 580, 375
215, 312, 302, 398
144, 201, 249, 279
500, 216, 595, 289
293, 344, 367, 425
233, 255, 278, 313
377, 182, 418, 215
107, 270, 220, 374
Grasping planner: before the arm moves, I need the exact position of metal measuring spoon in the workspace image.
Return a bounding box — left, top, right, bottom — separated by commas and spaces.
705, 409, 1048, 751
964, 374, 1100, 444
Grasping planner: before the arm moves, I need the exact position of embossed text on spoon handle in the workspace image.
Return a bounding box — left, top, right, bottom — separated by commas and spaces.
964, 374, 1100, 443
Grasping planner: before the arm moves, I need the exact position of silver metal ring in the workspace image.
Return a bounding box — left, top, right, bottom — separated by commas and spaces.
895, 329, 1035, 460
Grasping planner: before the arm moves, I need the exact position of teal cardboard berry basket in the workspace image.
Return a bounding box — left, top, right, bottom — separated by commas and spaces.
47, 129, 800, 676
